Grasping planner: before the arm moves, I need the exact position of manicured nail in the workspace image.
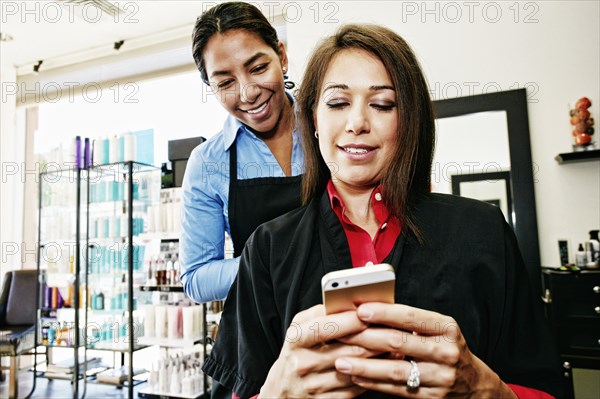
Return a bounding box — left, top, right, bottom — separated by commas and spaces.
335, 359, 352, 373
357, 307, 373, 321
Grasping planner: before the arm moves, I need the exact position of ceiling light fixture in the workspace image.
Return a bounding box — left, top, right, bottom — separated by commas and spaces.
0, 32, 14, 42
33, 60, 43, 74
114, 40, 125, 51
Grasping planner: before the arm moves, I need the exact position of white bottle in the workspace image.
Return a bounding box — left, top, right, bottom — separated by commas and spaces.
165, 359, 172, 387
181, 370, 193, 395
123, 133, 136, 162
192, 366, 202, 393
148, 363, 158, 391
109, 135, 119, 164
166, 260, 174, 285
576, 243, 586, 267
170, 363, 181, 394
158, 360, 168, 392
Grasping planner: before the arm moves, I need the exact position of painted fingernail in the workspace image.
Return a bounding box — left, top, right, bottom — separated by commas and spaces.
335, 359, 352, 373
357, 307, 373, 321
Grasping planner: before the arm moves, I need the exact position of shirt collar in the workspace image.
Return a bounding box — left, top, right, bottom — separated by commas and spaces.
223, 91, 296, 151
326, 180, 391, 225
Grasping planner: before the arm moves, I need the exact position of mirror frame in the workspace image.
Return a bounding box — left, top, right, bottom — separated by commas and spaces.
451, 170, 514, 229
433, 88, 541, 295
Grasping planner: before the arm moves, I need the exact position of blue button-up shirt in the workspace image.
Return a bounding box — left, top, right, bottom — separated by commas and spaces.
180, 107, 304, 303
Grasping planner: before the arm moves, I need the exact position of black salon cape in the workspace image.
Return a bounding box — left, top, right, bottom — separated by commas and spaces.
203, 192, 565, 399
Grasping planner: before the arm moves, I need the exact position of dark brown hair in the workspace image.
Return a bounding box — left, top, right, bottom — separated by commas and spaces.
296, 24, 435, 243
192, 2, 280, 85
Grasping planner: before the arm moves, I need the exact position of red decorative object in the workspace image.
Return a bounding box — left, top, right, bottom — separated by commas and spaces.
569, 97, 595, 151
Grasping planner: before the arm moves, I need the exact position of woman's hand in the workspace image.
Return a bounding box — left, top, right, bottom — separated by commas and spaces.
260, 304, 378, 399
334, 303, 517, 399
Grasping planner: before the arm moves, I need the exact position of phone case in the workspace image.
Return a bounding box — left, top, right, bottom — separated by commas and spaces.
322, 264, 395, 314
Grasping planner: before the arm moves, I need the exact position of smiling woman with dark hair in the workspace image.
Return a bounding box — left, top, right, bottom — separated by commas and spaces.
180, 2, 303, 305
203, 23, 565, 399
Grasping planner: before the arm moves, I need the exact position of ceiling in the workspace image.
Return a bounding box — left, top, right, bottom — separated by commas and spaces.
0, 1, 209, 71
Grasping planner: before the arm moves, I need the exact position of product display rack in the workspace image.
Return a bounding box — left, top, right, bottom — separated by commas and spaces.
37, 161, 212, 399
37, 166, 88, 397
85, 161, 161, 398
136, 268, 211, 398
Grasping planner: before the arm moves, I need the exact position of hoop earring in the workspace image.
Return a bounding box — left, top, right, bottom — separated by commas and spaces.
284, 74, 295, 90
314, 131, 319, 139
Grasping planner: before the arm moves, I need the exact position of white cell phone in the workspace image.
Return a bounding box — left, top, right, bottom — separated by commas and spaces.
321, 263, 395, 314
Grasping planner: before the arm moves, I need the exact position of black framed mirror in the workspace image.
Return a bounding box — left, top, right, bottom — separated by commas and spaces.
432, 89, 541, 295
451, 171, 514, 228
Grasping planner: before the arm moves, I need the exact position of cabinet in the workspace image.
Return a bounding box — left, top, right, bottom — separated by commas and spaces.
85, 161, 161, 397
37, 166, 88, 396
542, 268, 600, 398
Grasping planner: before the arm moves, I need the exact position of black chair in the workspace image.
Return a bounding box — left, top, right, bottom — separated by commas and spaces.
0, 269, 39, 399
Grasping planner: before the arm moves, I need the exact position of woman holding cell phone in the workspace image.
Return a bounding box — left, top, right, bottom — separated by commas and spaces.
203, 24, 565, 399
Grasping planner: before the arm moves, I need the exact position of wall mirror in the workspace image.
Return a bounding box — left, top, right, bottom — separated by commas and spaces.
451, 171, 513, 227
432, 89, 541, 294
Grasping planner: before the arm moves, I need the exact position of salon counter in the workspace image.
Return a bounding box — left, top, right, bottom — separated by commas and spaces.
541, 268, 600, 398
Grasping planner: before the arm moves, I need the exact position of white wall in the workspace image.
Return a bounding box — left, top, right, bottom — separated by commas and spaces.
0, 66, 26, 275
285, 1, 600, 268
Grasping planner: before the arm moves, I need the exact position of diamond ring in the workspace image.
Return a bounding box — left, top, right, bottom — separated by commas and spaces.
406, 360, 420, 390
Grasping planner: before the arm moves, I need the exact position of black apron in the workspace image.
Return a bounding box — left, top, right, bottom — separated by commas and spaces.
228, 140, 302, 257
212, 139, 302, 399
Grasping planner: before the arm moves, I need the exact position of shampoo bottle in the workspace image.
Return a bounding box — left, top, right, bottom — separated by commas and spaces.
170, 364, 181, 394
587, 230, 600, 268
575, 243, 586, 267
158, 360, 168, 392
181, 370, 192, 395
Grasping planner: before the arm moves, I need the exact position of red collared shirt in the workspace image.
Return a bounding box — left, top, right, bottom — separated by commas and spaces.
326, 181, 401, 267
324, 180, 554, 399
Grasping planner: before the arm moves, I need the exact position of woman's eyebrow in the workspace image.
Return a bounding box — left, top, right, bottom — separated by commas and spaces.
322, 83, 395, 93
323, 83, 348, 94
210, 52, 269, 78
369, 85, 395, 91
243, 52, 269, 68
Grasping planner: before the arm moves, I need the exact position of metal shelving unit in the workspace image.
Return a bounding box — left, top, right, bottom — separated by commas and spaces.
37, 166, 88, 397
85, 161, 161, 398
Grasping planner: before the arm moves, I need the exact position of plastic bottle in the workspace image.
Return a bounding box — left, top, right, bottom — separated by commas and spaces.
192, 366, 202, 393
158, 360, 168, 392
96, 290, 105, 310
156, 258, 166, 285
575, 243, 586, 267
75, 135, 82, 169
170, 363, 181, 394
148, 363, 158, 391
84, 137, 91, 168
172, 257, 180, 285
587, 230, 600, 268
109, 135, 119, 164
181, 370, 193, 395
147, 258, 157, 286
